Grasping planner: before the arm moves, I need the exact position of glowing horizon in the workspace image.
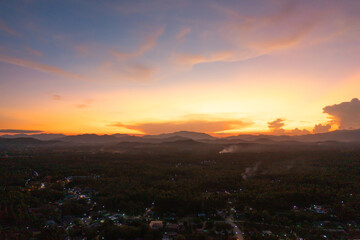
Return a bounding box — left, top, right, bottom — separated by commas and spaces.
1, 1, 360, 136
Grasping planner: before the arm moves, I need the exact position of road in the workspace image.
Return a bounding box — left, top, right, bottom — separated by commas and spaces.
226, 216, 244, 240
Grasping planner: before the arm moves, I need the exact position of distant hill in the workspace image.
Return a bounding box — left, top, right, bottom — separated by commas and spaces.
296, 129, 360, 142
0, 137, 43, 144
1, 129, 360, 146
1, 133, 65, 141
61, 134, 118, 143
222, 129, 360, 143
0, 137, 58, 148
114, 138, 217, 154
143, 131, 215, 140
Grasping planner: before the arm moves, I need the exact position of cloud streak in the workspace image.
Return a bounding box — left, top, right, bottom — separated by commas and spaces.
0, 54, 91, 81
176, 27, 191, 42
112, 27, 164, 60
174, 51, 234, 68
25, 47, 43, 57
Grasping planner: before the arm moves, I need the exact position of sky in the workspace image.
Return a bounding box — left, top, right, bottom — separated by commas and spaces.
1, 0, 360, 136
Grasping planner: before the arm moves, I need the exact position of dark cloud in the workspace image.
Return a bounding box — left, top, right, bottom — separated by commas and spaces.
268, 118, 309, 135
313, 123, 331, 134
268, 118, 285, 129
111, 119, 252, 134
323, 98, 360, 129
267, 118, 285, 134
0, 129, 43, 133
289, 128, 311, 135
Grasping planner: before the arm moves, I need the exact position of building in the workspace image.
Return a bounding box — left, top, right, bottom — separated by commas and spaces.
150, 221, 163, 229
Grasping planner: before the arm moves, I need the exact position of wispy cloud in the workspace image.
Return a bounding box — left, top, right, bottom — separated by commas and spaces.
174, 51, 234, 67
250, 21, 315, 52
176, 27, 191, 42
0, 54, 92, 81
112, 27, 164, 60
25, 47, 43, 57
99, 27, 164, 82
207, 1, 323, 62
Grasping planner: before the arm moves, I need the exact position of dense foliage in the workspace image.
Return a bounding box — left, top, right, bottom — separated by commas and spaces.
1, 148, 360, 239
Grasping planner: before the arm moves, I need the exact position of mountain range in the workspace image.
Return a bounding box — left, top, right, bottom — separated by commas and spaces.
1, 129, 360, 143
1, 129, 360, 153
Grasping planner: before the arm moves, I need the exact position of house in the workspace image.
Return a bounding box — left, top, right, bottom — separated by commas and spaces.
262, 230, 272, 236
162, 234, 170, 240
150, 221, 163, 229
166, 223, 179, 232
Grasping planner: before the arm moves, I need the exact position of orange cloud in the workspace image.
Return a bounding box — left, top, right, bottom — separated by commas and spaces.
0, 54, 91, 81
251, 22, 315, 52
175, 51, 234, 67
211, 1, 327, 59
111, 119, 251, 135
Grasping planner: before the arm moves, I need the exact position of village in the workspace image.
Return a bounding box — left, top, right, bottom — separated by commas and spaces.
18, 170, 360, 240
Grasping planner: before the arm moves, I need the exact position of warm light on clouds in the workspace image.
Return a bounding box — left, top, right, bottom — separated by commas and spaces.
323, 98, 360, 130
111, 119, 251, 135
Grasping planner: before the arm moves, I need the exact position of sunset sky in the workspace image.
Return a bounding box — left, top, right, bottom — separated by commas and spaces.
1, 0, 360, 136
